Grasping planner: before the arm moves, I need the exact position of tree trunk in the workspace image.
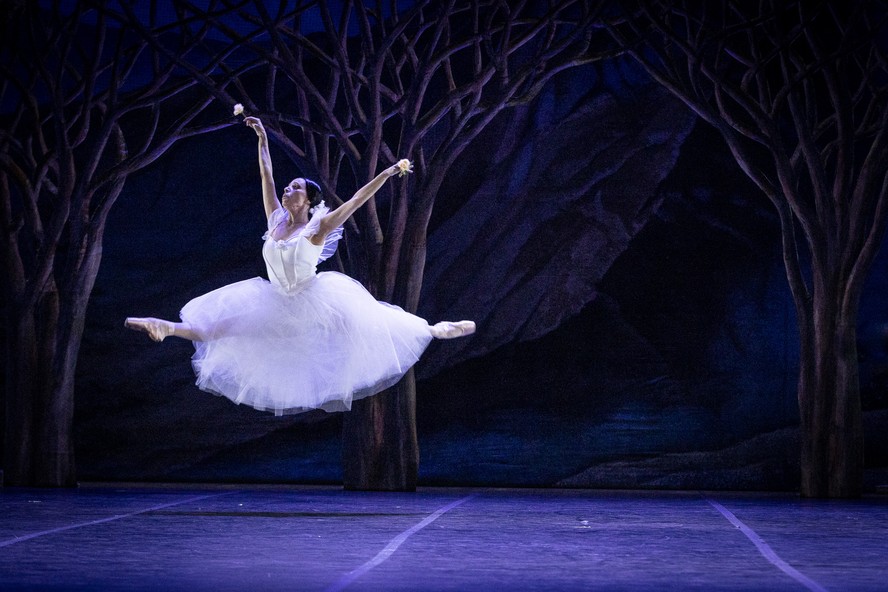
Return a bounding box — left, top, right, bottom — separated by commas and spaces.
4, 311, 37, 486
340, 191, 433, 492
3, 236, 102, 487
798, 286, 864, 498
341, 369, 419, 491
4, 296, 79, 487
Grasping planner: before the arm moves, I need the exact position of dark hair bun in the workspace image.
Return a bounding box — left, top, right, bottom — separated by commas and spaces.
304, 179, 323, 207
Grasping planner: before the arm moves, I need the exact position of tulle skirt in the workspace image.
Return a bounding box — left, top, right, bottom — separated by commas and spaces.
179, 272, 433, 415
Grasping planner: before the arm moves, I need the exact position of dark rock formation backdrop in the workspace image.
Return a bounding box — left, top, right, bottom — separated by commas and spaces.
74, 71, 888, 490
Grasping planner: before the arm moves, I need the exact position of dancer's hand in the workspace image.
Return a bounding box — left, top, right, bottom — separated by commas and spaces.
244, 116, 266, 138
388, 159, 413, 177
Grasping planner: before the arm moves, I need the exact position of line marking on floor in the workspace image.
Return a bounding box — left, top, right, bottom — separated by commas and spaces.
0, 492, 235, 549
325, 494, 477, 592
706, 498, 828, 592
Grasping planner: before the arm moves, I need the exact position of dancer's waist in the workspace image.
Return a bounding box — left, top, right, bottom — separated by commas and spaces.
272, 275, 316, 295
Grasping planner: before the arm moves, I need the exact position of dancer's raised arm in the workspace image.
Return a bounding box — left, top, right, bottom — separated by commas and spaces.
244, 116, 279, 220
312, 161, 407, 244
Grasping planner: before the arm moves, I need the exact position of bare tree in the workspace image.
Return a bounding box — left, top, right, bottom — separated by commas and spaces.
0, 1, 248, 486
152, 0, 614, 490
607, 0, 888, 497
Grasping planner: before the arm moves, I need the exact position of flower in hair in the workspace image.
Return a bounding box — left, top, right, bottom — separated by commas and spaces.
309, 200, 326, 215
396, 159, 413, 177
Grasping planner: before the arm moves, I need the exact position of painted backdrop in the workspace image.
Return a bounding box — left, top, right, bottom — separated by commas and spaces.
73, 62, 888, 491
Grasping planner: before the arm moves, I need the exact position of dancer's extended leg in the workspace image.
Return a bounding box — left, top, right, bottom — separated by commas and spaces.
429, 320, 476, 339
124, 317, 204, 342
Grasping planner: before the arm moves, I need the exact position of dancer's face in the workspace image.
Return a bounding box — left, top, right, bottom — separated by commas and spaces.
282, 178, 309, 210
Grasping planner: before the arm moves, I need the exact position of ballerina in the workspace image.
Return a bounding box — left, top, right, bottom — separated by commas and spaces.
125, 115, 474, 415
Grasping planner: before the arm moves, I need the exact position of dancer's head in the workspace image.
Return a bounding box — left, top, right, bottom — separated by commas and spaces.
282, 178, 323, 212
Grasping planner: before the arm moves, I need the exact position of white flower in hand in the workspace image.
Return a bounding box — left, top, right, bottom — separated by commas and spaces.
396, 159, 413, 178
233, 103, 245, 117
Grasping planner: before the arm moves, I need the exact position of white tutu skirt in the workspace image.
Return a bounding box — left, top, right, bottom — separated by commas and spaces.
179, 272, 433, 415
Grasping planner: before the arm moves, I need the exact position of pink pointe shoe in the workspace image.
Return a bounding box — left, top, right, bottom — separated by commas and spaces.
124, 317, 173, 342
430, 320, 476, 340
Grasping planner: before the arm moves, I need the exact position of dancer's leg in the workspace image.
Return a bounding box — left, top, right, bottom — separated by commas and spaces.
429, 320, 476, 339
124, 317, 204, 342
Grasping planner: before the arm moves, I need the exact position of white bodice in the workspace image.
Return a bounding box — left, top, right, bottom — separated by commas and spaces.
261, 206, 343, 294
262, 234, 323, 293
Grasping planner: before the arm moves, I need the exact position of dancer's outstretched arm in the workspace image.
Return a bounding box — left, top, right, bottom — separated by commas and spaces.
244, 116, 279, 220
311, 161, 404, 244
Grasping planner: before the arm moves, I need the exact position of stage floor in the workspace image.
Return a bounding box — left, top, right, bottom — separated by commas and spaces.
0, 484, 885, 591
